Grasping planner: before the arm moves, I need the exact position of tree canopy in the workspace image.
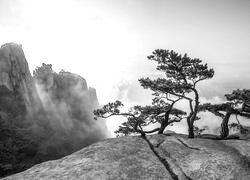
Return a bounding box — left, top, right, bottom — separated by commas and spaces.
94, 49, 214, 138
139, 49, 214, 138
199, 89, 250, 138
94, 100, 186, 137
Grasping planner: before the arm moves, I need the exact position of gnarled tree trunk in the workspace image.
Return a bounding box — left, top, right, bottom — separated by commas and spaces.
187, 88, 199, 138
158, 110, 170, 134
220, 112, 231, 138
188, 119, 194, 138
158, 126, 165, 134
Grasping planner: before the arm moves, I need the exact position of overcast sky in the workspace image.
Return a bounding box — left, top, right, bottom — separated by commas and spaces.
1, 0, 250, 135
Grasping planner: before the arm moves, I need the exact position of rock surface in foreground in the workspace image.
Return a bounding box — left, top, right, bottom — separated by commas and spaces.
3, 134, 250, 180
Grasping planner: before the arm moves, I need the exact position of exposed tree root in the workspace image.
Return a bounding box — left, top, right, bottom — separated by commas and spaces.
176, 137, 200, 150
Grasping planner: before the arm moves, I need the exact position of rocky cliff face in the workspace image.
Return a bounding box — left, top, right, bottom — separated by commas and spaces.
33, 64, 104, 132
0, 43, 40, 110
0, 43, 31, 91
32, 64, 108, 161
0, 43, 107, 177
3, 133, 250, 180
0, 43, 41, 176
42, 70, 98, 109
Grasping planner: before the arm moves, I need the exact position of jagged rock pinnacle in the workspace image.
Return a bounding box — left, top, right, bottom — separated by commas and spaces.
0, 43, 39, 108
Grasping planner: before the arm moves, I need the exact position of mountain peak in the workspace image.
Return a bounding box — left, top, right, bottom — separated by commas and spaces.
0, 43, 36, 107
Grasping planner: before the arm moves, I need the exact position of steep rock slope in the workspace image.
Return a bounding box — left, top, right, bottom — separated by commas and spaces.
4, 134, 250, 180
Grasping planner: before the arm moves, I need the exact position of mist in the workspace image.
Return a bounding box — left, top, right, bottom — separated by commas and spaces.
0, 55, 109, 177
30, 64, 109, 158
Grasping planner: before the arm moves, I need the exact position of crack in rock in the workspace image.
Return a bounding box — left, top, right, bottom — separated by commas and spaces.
142, 136, 192, 180
176, 137, 200, 150
155, 140, 165, 148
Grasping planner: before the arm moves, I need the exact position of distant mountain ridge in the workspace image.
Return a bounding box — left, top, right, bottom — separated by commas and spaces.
0, 43, 108, 177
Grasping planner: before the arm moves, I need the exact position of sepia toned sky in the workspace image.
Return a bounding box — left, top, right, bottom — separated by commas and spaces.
1, 0, 250, 135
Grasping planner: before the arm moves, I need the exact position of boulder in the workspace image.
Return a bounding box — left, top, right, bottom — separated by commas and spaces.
4, 134, 250, 180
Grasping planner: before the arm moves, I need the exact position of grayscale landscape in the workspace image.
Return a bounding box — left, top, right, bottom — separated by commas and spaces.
0, 0, 250, 179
